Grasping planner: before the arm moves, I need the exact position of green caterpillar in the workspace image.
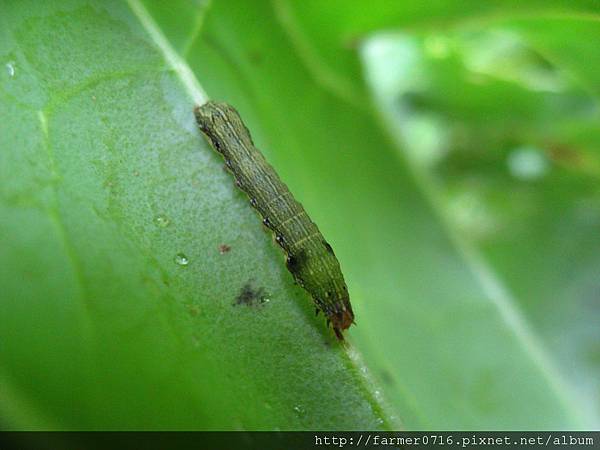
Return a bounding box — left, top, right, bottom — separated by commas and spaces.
194, 101, 354, 340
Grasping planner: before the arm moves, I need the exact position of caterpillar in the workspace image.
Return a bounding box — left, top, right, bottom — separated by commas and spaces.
194, 101, 354, 340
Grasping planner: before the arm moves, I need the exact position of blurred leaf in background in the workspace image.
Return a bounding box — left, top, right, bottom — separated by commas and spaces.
361, 20, 600, 426
0, 0, 598, 433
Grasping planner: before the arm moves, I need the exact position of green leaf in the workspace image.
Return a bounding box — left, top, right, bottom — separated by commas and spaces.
1, 0, 597, 432
167, 0, 596, 429
359, 10, 600, 428
505, 16, 600, 99
272, 0, 600, 99
0, 0, 388, 430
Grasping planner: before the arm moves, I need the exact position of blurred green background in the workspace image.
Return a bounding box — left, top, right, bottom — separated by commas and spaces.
1, 0, 598, 431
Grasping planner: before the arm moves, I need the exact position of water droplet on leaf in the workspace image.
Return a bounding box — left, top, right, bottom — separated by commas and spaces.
154, 214, 170, 228
174, 252, 189, 266
6, 61, 15, 77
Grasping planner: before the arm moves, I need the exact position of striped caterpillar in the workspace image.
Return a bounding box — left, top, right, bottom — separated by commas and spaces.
194, 101, 354, 340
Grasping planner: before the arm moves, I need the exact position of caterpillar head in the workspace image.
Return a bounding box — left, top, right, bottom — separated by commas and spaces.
330, 302, 355, 341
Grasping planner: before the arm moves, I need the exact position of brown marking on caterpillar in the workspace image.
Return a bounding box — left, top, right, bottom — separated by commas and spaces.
195, 101, 355, 340
219, 244, 231, 254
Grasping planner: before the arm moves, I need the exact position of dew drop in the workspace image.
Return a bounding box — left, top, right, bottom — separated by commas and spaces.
258, 288, 271, 305
154, 214, 171, 228
174, 252, 189, 266
293, 405, 305, 417
6, 61, 15, 77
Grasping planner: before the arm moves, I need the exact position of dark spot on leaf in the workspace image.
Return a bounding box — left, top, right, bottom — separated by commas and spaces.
219, 244, 231, 254
187, 304, 200, 317
234, 282, 269, 307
